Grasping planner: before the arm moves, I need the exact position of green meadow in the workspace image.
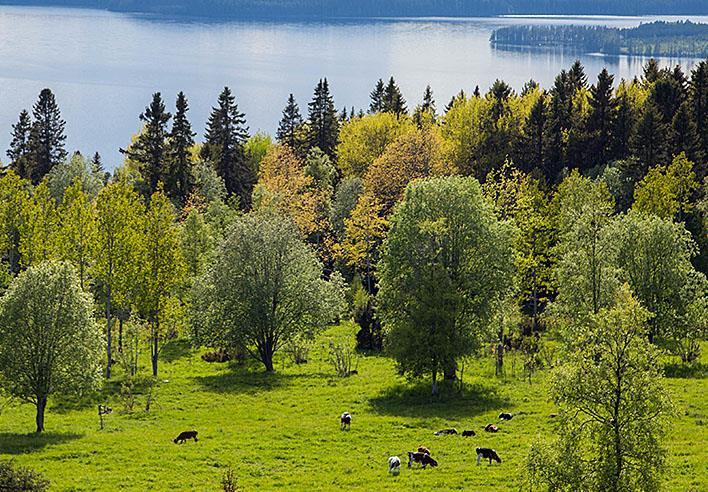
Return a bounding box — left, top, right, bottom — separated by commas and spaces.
0, 323, 705, 491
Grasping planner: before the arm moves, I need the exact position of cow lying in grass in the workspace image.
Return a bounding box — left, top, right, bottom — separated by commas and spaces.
434, 428, 458, 436
484, 424, 499, 433
476, 447, 502, 465
173, 430, 198, 444
388, 456, 401, 475
498, 412, 513, 421
340, 412, 352, 430
408, 451, 438, 469
462, 429, 476, 437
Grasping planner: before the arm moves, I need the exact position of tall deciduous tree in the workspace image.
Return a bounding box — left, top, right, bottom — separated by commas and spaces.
201, 87, 253, 207
193, 212, 344, 372
166, 91, 195, 204
19, 182, 59, 269
27, 89, 67, 184
378, 176, 514, 395
527, 287, 672, 492
0, 171, 30, 275
57, 180, 97, 290
0, 262, 102, 432
93, 183, 143, 379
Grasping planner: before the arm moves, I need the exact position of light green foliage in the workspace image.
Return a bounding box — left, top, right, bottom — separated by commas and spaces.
441, 95, 493, 177
46, 152, 103, 201
0, 171, 31, 274
609, 211, 707, 360
633, 152, 699, 220
193, 212, 344, 371
527, 287, 672, 492
180, 207, 214, 282
330, 176, 363, 239
378, 176, 514, 394
56, 179, 97, 289
137, 190, 185, 377
190, 159, 228, 204
244, 131, 273, 174
550, 171, 618, 343
0, 262, 102, 432
336, 113, 415, 178
304, 146, 336, 192
19, 181, 59, 268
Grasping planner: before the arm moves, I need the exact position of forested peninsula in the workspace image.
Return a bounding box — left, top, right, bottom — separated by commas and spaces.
491, 21, 708, 58
0, 0, 706, 19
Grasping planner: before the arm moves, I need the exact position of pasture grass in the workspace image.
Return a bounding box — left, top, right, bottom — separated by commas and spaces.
0, 323, 705, 490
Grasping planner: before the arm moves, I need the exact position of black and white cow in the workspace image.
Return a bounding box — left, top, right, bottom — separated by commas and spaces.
340, 412, 352, 430
476, 447, 502, 465
388, 456, 401, 475
499, 412, 513, 421
408, 451, 438, 469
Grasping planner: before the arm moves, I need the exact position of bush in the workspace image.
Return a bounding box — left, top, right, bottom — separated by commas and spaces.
327, 341, 358, 377
0, 461, 49, 491
352, 282, 382, 351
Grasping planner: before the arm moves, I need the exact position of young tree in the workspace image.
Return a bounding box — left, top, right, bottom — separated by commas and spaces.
306, 78, 339, 159
0, 262, 102, 432
166, 91, 195, 204
123, 92, 171, 194
201, 87, 253, 207
193, 212, 344, 372
46, 151, 103, 201
57, 180, 97, 290
526, 287, 672, 492
633, 152, 698, 221
93, 183, 144, 378
19, 182, 59, 269
378, 176, 514, 395
0, 172, 31, 275
276, 93, 304, 149
27, 89, 67, 184
138, 190, 185, 377
6, 110, 32, 180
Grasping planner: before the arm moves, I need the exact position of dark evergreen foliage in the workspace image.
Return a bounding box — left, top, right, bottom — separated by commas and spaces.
276, 93, 304, 149
306, 78, 339, 159
369, 79, 385, 114
7, 110, 32, 180
27, 89, 67, 184
166, 91, 195, 204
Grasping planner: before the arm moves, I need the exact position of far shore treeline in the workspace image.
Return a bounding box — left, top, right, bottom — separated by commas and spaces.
0, 56, 706, 489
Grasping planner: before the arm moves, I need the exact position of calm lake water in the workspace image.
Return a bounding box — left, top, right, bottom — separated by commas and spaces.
0, 6, 706, 168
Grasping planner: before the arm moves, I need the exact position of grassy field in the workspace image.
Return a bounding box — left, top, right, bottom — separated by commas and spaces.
0, 322, 705, 491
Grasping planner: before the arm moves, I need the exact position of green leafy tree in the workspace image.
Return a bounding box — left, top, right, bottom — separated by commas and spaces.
46, 151, 103, 201
526, 287, 672, 492
180, 207, 214, 282
201, 87, 253, 207
330, 176, 363, 239
378, 176, 514, 395
57, 179, 97, 290
633, 152, 698, 221
0, 262, 103, 432
27, 89, 67, 184
0, 172, 31, 275
19, 181, 59, 269
93, 183, 144, 378
193, 212, 344, 372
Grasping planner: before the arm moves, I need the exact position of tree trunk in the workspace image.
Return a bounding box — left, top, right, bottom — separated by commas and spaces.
431, 368, 439, 396
35, 396, 47, 433
106, 286, 112, 379
151, 319, 159, 377
118, 317, 123, 353
261, 339, 275, 372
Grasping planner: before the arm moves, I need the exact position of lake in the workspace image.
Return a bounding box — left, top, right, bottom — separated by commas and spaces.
0, 6, 706, 168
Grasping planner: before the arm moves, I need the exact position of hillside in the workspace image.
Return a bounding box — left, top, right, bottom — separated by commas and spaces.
0, 0, 707, 19
0, 324, 705, 490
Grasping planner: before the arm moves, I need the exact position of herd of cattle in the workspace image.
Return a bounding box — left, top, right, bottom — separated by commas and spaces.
340, 411, 510, 476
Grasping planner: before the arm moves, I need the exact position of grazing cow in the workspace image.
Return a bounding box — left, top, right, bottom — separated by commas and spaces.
462, 430, 476, 437
173, 430, 198, 444
549, 413, 558, 418
484, 424, 499, 433
476, 447, 502, 465
417, 446, 430, 455
499, 412, 513, 421
407, 452, 438, 469
434, 428, 458, 436
388, 456, 401, 475
340, 412, 352, 430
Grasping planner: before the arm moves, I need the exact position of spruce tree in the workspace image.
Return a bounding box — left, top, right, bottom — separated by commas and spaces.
276, 93, 303, 149
524, 93, 547, 174
473, 85, 481, 98
91, 152, 109, 185
650, 76, 685, 124
122, 92, 171, 194
421, 85, 435, 115
568, 60, 588, 93
631, 101, 669, 178
670, 101, 704, 166
544, 71, 572, 181
201, 87, 252, 207
586, 68, 616, 168
306, 78, 339, 159
382, 76, 407, 117
7, 110, 32, 180
166, 91, 195, 204
643, 58, 662, 84
27, 89, 67, 184
689, 60, 708, 163
369, 79, 385, 114
612, 93, 634, 161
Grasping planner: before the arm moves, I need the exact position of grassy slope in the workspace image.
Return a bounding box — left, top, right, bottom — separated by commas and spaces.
0, 323, 705, 491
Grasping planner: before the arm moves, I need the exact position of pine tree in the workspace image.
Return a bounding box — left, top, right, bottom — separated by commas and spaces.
6, 110, 32, 180
382, 77, 407, 117
276, 93, 304, 149
123, 92, 171, 194
306, 78, 339, 159
631, 101, 669, 178
586, 68, 616, 168
27, 89, 67, 184
166, 91, 195, 204
201, 87, 252, 207
369, 79, 385, 114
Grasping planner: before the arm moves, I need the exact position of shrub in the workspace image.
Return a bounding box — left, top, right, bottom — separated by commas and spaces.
0, 461, 49, 491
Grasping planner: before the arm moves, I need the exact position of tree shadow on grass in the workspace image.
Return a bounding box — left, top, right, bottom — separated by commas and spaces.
161, 339, 194, 363
194, 362, 330, 395
369, 381, 511, 420
664, 362, 707, 379
0, 432, 82, 455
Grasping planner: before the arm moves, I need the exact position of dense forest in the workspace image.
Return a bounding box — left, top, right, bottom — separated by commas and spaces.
492, 21, 708, 57
1, 0, 707, 18
0, 58, 706, 489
